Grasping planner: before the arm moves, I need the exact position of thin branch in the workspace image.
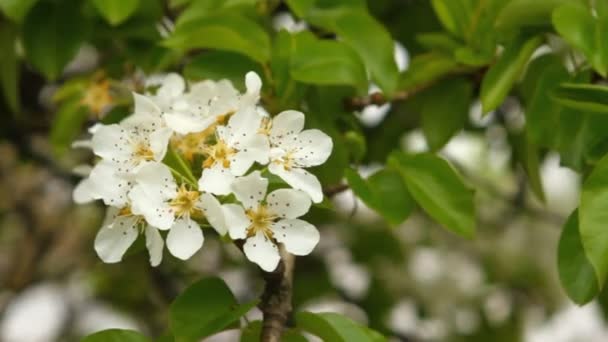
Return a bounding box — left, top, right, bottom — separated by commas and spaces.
259, 248, 295, 342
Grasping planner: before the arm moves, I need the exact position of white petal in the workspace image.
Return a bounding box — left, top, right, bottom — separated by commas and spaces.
158, 73, 185, 99
91, 124, 130, 161
270, 110, 305, 143
225, 108, 263, 147
129, 185, 174, 230
224, 204, 250, 240
267, 189, 311, 219
71, 139, 92, 149
198, 193, 227, 235
272, 219, 319, 256
94, 216, 139, 263
150, 127, 173, 161
145, 225, 164, 267
229, 150, 256, 176
134, 162, 177, 199
73, 178, 96, 204
164, 112, 214, 135
269, 164, 323, 203
87, 161, 130, 207
291, 129, 333, 167
198, 164, 235, 195
133, 92, 162, 117
167, 218, 204, 260
246, 71, 262, 96
246, 134, 270, 164
231, 171, 268, 209
243, 232, 280, 272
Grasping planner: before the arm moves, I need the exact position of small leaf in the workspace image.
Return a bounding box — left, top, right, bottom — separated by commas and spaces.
558, 209, 599, 305
163, 148, 199, 187
296, 311, 386, 342
0, 0, 39, 22
495, 0, 573, 33
420, 76, 472, 151
170, 277, 258, 342
430, 0, 472, 38
183, 51, 262, 91
579, 154, 608, 288
0, 22, 19, 114
240, 320, 307, 342
50, 100, 89, 156
398, 53, 460, 91
480, 35, 543, 113
22, 1, 88, 80
389, 152, 475, 238
81, 329, 151, 342
91, 0, 140, 26
510, 132, 545, 202
164, 13, 271, 63
552, 83, 608, 114
345, 168, 415, 226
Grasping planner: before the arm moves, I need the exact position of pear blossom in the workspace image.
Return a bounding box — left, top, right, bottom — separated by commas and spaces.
198, 107, 270, 195
73, 160, 131, 206
128, 163, 226, 260
263, 110, 333, 203
94, 206, 164, 266
224, 171, 320, 271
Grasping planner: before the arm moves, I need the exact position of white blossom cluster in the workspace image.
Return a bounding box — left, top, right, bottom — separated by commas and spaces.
73, 72, 332, 272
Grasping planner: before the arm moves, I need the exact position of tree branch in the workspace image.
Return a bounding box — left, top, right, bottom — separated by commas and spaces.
259, 247, 295, 342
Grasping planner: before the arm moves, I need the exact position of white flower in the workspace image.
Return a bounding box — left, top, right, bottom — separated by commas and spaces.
263, 110, 333, 203
94, 206, 164, 266
198, 106, 270, 195
91, 96, 172, 175
128, 163, 226, 260
224, 171, 320, 272
156, 71, 262, 135
73, 160, 131, 206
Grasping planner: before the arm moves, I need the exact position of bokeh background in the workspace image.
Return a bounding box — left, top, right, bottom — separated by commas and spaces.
0, 0, 605, 341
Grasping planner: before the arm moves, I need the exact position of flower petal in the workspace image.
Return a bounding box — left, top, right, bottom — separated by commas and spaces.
129, 184, 174, 230
272, 219, 319, 256
134, 162, 176, 199
231, 171, 268, 209
73, 178, 96, 204
292, 129, 333, 167
229, 150, 256, 176
246, 71, 262, 96
225, 108, 263, 147
87, 161, 130, 207
199, 193, 227, 235
224, 204, 250, 240
150, 127, 173, 161
133, 92, 161, 117
164, 112, 215, 135
94, 214, 139, 263
199, 164, 235, 195
167, 218, 204, 260
158, 73, 185, 99
270, 110, 305, 143
268, 164, 323, 203
267, 189, 311, 219
243, 231, 280, 272
91, 124, 130, 161
145, 225, 164, 267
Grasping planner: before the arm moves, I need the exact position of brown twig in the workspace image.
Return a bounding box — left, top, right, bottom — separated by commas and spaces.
323, 183, 349, 197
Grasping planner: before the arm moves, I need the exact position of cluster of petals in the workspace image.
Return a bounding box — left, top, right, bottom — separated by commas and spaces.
73, 71, 332, 271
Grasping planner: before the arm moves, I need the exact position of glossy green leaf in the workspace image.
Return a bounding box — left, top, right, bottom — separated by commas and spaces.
164, 13, 271, 63
495, 0, 574, 33
170, 277, 258, 342
91, 0, 140, 26
269, 30, 307, 111
552, 83, 608, 114
81, 329, 151, 342
290, 34, 367, 94
430, 0, 473, 38
0, 0, 39, 22
183, 51, 262, 91
420, 77, 472, 151
398, 53, 460, 91
50, 101, 88, 156
558, 209, 599, 305
556, 110, 608, 171
345, 168, 415, 225
0, 22, 18, 114
240, 320, 307, 342
553, 3, 608, 76
389, 152, 475, 238
480, 35, 543, 113
296, 311, 386, 342
22, 1, 88, 80
510, 132, 545, 202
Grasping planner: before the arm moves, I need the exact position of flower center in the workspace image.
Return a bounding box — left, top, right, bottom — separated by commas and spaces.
171, 129, 213, 161
258, 116, 272, 136
202, 138, 235, 169
272, 150, 295, 171
81, 79, 112, 116
134, 143, 155, 162
246, 205, 277, 238
169, 185, 201, 217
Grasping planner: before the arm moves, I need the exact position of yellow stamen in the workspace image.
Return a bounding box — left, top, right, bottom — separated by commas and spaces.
169, 184, 202, 218
202, 138, 235, 169
81, 78, 112, 117
245, 205, 277, 239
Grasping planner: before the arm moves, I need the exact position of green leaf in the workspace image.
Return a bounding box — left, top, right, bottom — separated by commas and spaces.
398, 53, 460, 92
344, 168, 415, 226
170, 277, 258, 342
163, 148, 199, 187
296, 311, 386, 342
290, 33, 367, 94
416, 32, 463, 54
22, 1, 88, 80
510, 132, 545, 202
480, 35, 543, 113
183, 51, 262, 92
495, 0, 575, 33
240, 321, 307, 342
81, 329, 151, 342
164, 13, 271, 63
522, 54, 570, 146
0, 0, 39, 22
269, 30, 307, 111
389, 152, 475, 238
556, 110, 608, 171
558, 209, 599, 305
430, 0, 473, 38
91, 0, 140, 26
552, 83, 608, 114
420, 77, 472, 151
0, 22, 19, 114
580, 154, 608, 288
50, 100, 88, 156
